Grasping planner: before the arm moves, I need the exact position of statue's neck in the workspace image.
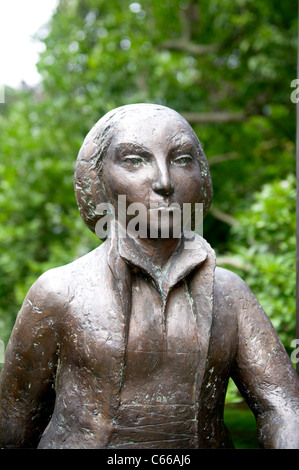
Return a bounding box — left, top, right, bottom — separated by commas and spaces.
129, 235, 181, 269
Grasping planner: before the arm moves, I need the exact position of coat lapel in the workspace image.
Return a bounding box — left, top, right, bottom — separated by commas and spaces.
188, 237, 216, 414
106, 230, 216, 433
107, 233, 132, 380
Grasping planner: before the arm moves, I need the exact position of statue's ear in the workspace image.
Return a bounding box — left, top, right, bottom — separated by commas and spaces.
74, 135, 107, 234
200, 162, 213, 219
74, 107, 122, 234
195, 141, 213, 218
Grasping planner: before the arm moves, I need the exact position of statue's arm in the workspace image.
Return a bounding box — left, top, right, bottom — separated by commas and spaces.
0, 272, 61, 448
217, 267, 299, 448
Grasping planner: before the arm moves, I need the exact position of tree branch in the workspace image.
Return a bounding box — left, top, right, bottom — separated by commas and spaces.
159, 2, 217, 55
209, 207, 238, 227
179, 6, 191, 42
216, 256, 252, 272
181, 110, 247, 123
208, 152, 239, 166
158, 40, 219, 55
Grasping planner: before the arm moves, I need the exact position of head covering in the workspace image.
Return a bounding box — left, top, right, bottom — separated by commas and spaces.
74, 103, 213, 234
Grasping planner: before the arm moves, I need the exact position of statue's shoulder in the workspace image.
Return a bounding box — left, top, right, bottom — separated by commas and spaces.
214, 266, 264, 322
27, 242, 109, 307
215, 265, 244, 284
214, 266, 251, 297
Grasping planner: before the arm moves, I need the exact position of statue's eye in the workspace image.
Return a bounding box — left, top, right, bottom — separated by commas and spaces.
172, 155, 193, 166
123, 155, 147, 167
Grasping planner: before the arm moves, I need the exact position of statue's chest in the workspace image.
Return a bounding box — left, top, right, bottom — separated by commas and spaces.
129, 274, 200, 350
107, 275, 201, 448
120, 275, 200, 404
64, 274, 200, 376
61, 271, 204, 399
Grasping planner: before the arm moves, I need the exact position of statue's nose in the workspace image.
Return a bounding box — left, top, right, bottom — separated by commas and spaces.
152, 161, 174, 196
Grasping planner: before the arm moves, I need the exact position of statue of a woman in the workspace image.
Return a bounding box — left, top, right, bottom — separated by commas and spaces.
0, 104, 298, 449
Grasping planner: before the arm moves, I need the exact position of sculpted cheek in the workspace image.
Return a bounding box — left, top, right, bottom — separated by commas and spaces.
174, 170, 202, 204
101, 165, 126, 200
188, 170, 203, 202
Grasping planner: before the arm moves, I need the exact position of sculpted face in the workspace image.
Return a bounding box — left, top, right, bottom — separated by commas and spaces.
101, 108, 203, 234
74, 104, 213, 235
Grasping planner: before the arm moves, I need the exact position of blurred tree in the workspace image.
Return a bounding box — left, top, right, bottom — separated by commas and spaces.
220, 174, 296, 352
0, 0, 296, 359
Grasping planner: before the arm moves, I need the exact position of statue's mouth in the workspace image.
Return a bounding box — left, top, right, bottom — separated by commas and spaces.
148, 203, 180, 213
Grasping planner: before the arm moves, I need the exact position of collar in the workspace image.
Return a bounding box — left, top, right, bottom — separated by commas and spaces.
107, 224, 208, 302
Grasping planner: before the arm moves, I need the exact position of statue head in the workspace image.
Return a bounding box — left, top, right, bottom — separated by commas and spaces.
74, 103, 213, 235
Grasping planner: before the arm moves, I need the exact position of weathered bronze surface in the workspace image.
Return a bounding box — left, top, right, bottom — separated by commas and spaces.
0, 103, 298, 449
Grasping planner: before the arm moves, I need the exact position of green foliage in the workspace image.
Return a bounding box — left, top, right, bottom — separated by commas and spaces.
224, 403, 259, 449
219, 174, 296, 351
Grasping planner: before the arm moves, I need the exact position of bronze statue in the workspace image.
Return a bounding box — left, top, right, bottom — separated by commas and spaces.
0, 103, 298, 449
